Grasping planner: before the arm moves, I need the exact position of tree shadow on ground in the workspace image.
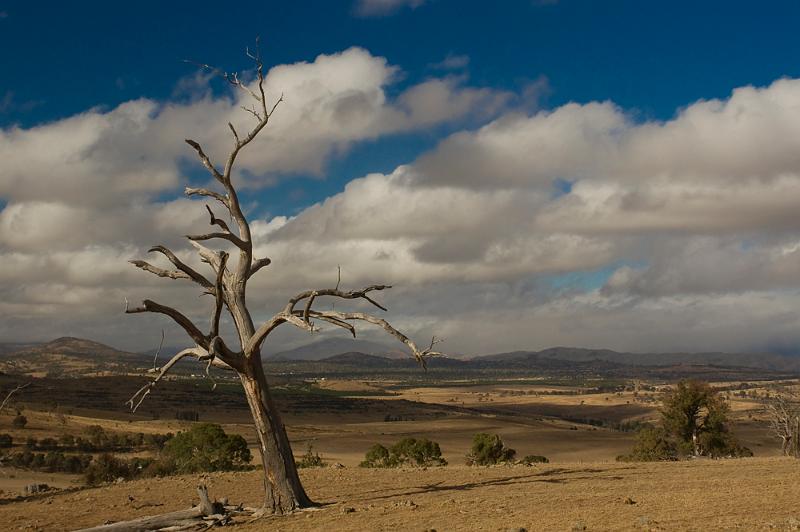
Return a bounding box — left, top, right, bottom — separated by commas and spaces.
346, 466, 630, 503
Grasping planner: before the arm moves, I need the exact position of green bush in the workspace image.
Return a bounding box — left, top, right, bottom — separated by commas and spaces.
466, 433, 516, 465
157, 423, 251, 474
521, 454, 549, 465
84, 453, 133, 485
0, 433, 12, 448
296, 443, 325, 469
390, 438, 447, 467
360, 438, 447, 468
360, 443, 392, 468
617, 426, 678, 462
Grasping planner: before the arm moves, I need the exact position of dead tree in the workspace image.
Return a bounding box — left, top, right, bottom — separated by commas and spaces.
764, 390, 800, 458
125, 43, 442, 515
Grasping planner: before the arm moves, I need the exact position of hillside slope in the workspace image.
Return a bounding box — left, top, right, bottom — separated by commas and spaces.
0, 337, 150, 377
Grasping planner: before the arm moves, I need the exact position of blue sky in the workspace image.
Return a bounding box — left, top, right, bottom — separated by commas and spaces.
4, 0, 800, 354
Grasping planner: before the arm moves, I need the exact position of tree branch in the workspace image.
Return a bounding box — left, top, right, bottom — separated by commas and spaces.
185, 187, 229, 209
147, 245, 214, 291
308, 310, 444, 368
185, 139, 224, 182
249, 257, 271, 278
209, 251, 229, 339
285, 285, 391, 314
126, 299, 207, 348
205, 204, 232, 233
129, 260, 190, 281
187, 231, 248, 250
126, 347, 234, 413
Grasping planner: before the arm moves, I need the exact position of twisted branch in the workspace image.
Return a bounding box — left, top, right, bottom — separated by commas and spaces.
148, 245, 214, 291
126, 347, 234, 413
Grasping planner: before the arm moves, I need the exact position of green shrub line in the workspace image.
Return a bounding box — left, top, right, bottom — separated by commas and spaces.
0, 423, 252, 485
360, 437, 447, 468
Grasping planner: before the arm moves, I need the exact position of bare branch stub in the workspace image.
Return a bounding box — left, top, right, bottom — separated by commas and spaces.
249, 257, 271, 278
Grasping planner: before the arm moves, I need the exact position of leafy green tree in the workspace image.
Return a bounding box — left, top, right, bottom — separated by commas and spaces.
661, 380, 749, 457
159, 423, 251, 474
466, 433, 516, 465
620, 380, 750, 461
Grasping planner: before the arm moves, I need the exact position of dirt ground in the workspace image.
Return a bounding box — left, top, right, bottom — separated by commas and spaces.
2, 458, 799, 531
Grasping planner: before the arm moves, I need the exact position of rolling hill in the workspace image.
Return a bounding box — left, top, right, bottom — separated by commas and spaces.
0, 337, 151, 377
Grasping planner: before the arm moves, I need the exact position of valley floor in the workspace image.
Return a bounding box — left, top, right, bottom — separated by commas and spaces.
2, 457, 799, 531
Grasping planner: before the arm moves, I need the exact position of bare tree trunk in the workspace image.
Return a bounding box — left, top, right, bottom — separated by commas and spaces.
239, 355, 312, 513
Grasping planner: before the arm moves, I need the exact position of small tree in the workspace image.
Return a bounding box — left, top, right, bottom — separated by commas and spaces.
124, 43, 443, 513
620, 380, 750, 461
661, 380, 747, 457
466, 433, 516, 465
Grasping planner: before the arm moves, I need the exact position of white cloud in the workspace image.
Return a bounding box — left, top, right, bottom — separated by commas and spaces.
354, 0, 427, 17
430, 53, 470, 70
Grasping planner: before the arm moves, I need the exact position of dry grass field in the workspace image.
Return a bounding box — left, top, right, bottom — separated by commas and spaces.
3, 458, 800, 531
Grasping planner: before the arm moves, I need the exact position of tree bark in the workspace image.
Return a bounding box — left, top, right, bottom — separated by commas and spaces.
239, 354, 312, 513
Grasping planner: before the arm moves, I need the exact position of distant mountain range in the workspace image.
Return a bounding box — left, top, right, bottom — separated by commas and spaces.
1, 336, 799, 378
265, 337, 410, 361
472, 347, 800, 372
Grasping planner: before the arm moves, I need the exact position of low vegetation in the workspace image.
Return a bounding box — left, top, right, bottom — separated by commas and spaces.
521, 454, 549, 464
360, 437, 447, 467
296, 443, 325, 469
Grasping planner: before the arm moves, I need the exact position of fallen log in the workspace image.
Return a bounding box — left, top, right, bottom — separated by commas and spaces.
78, 485, 231, 532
